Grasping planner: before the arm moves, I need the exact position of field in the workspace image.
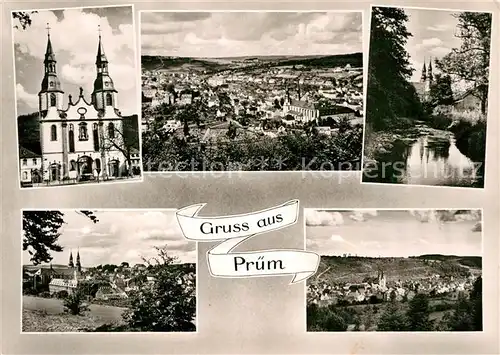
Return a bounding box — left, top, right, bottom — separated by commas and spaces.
22, 296, 126, 332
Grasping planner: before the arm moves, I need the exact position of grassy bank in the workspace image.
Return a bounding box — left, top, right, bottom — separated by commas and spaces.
22, 309, 125, 332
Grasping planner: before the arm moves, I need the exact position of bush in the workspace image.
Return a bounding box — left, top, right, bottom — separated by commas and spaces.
63, 291, 89, 315
122, 247, 196, 332
56, 290, 69, 299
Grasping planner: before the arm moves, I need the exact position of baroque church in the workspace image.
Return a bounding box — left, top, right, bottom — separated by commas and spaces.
29, 26, 128, 183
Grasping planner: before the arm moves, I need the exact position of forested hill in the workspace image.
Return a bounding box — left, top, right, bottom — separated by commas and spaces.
313, 255, 482, 284
278, 52, 362, 68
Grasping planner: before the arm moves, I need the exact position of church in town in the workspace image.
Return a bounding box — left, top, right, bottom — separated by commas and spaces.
19, 26, 135, 185
23, 250, 86, 296
412, 57, 435, 102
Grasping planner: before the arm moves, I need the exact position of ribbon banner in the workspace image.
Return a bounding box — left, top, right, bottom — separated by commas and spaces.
176, 200, 320, 284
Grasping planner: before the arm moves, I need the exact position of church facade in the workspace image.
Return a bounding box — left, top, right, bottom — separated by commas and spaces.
33, 28, 129, 183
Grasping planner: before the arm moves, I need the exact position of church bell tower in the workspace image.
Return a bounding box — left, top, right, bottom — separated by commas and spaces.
38, 23, 64, 113
91, 25, 118, 113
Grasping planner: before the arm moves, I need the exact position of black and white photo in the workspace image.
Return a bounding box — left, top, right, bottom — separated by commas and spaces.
362, 6, 492, 188
306, 209, 482, 332
22, 209, 197, 332
140, 11, 364, 172
12, 6, 142, 188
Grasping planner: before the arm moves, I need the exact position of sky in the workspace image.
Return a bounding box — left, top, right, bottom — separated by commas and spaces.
13, 6, 138, 116
402, 7, 462, 83
305, 209, 482, 258
23, 210, 196, 267
141, 11, 362, 58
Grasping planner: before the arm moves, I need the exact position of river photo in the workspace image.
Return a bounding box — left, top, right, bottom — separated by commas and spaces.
362, 7, 491, 189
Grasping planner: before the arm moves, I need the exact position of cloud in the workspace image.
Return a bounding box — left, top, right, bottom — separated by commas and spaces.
16, 84, 38, 109
427, 24, 452, 32
305, 210, 344, 226
330, 234, 345, 242
13, 7, 137, 115
141, 11, 362, 57
349, 210, 378, 222
416, 37, 444, 49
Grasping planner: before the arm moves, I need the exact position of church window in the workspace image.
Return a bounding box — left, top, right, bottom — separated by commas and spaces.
108, 122, 115, 138
69, 124, 75, 153
50, 93, 56, 107
105, 82, 109, 87
23, 171, 28, 180
32, 158, 37, 165
50, 124, 57, 141
22, 158, 27, 166
49, 82, 54, 87
78, 122, 88, 141
69, 160, 76, 171
93, 123, 99, 152
106, 93, 113, 106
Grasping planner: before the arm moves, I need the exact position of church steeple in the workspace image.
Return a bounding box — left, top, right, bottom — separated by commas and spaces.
76, 249, 81, 272
92, 25, 118, 112
39, 23, 64, 112
68, 251, 74, 268
420, 61, 427, 82
427, 57, 433, 82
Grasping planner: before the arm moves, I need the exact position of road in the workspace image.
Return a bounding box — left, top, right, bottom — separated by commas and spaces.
23, 296, 126, 323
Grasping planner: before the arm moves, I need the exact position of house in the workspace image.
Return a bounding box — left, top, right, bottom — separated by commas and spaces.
19, 147, 42, 185
95, 285, 128, 300
453, 86, 485, 112
49, 278, 78, 295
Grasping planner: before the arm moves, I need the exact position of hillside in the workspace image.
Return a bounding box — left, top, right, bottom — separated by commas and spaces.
141, 52, 363, 72
311, 255, 482, 285
141, 56, 226, 72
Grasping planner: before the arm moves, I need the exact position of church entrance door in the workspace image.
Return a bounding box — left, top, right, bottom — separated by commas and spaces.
77, 156, 94, 181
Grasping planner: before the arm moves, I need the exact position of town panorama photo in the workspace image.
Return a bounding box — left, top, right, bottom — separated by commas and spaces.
141, 11, 364, 172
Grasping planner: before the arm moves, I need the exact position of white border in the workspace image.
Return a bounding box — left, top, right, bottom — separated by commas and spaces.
138, 9, 365, 174
302, 207, 485, 333
11, 4, 145, 190
360, 4, 495, 190
19, 208, 199, 335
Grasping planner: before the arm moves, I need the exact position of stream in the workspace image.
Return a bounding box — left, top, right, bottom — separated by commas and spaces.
363, 128, 483, 188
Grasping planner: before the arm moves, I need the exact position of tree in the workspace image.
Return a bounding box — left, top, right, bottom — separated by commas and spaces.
23, 211, 64, 265
121, 261, 130, 269
227, 123, 237, 139
63, 288, 90, 315
183, 119, 190, 137
429, 74, 454, 106
436, 12, 492, 114
366, 7, 422, 130
12, 11, 37, 30
101, 115, 140, 178
377, 302, 408, 331
442, 276, 482, 331
23, 210, 98, 265
122, 246, 196, 331
406, 293, 433, 331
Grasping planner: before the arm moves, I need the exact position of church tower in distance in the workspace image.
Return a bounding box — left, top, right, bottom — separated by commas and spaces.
76, 249, 82, 272
68, 251, 74, 268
